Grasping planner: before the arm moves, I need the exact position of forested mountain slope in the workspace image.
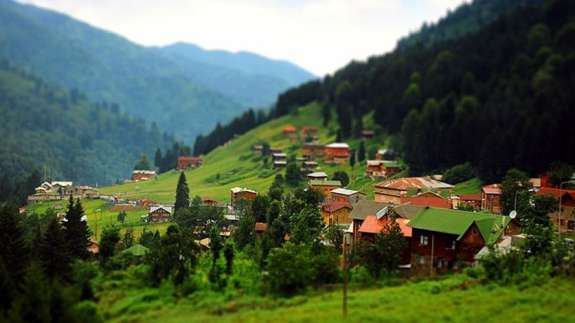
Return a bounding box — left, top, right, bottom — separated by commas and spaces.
266, 0, 574, 182
157, 43, 315, 108
0, 0, 313, 142
0, 60, 174, 187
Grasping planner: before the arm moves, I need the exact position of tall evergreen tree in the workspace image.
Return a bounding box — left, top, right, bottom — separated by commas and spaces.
62, 197, 91, 260
39, 216, 71, 281
358, 141, 366, 162
154, 148, 162, 170
174, 172, 190, 211
0, 203, 29, 282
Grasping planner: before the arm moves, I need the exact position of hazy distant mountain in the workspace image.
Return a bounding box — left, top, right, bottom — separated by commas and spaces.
0, 0, 314, 142
157, 43, 316, 107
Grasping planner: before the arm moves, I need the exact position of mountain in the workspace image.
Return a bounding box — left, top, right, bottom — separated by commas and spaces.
203, 0, 574, 182
0, 60, 174, 187
156, 43, 316, 108
0, 0, 314, 142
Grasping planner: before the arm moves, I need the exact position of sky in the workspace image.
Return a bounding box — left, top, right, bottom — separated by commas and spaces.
20, 0, 467, 76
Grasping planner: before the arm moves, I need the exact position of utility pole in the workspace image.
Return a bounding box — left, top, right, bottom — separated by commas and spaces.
342, 236, 348, 319
430, 233, 435, 277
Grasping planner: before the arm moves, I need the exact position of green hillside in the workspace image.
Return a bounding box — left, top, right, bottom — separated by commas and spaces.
98, 103, 380, 204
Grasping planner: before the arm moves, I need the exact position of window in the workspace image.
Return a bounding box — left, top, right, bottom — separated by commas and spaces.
451, 240, 456, 250
420, 235, 429, 246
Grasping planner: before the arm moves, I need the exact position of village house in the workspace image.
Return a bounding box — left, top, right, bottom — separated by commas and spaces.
202, 197, 219, 207
349, 200, 391, 247
272, 152, 287, 161
255, 222, 268, 238
73, 185, 99, 199
481, 184, 502, 214
357, 214, 412, 265
374, 177, 453, 204
321, 200, 353, 225
301, 160, 318, 173
361, 129, 375, 139
176, 156, 203, 170
454, 194, 482, 210
408, 208, 511, 275
131, 170, 157, 182
331, 188, 365, 204
302, 143, 325, 160
309, 180, 342, 199
28, 181, 74, 202
148, 206, 172, 223
324, 143, 351, 164
230, 187, 257, 206
536, 187, 575, 234
400, 191, 451, 209
365, 160, 403, 178
307, 171, 328, 181
282, 126, 297, 137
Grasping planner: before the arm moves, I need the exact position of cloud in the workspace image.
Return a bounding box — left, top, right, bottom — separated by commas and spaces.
19, 0, 466, 75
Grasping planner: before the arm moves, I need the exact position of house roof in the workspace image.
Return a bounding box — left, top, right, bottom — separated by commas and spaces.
273, 161, 287, 165
133, 170, 156, 175
350, 200, 390, 220
325, 143, 350, 149
231, 187, 257, 194
400, 192, 451, 209
536, 187, 575, 200
307, 172, 328, 178
391, 203, 423, 220
375, 177, 453, 191
482, 184, 502, 195
331, 188, 359, 196
272, 153, 287, 158
178, 156, 202, 162
283, 126, 296, 133
358, 215, 412, 237
459, 194, 481, 201
149, 206, 172, 214
367, 160, 384, 166
52, 181, 73, 187
309, 180, 342, 187
255, 222, 268, 232
408, 207, 509, 244
322, 200, 353, 212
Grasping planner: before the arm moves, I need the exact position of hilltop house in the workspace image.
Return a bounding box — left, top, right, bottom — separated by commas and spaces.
28, 181, 75, 202
321, 200, 353, 225
408, 208, 512, 275
302, 143, 325, 160
324, 143, 350, 164
309, 180, 342, 199
301, 160, 318, 173
331, 188, 364, 204
366, 160, 402, 178
148, 206, 172, 223
230, 187, 257, 206
177, 156, 203, 170
374, 177, 453, 204
307, 171, 328, 181
481, 184, 502, 214
132, 170, 157, 182
536, 187, 575, 234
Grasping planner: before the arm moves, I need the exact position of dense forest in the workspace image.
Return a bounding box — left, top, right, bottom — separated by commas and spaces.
0, 60, 174, 191
198, 0, 574, 182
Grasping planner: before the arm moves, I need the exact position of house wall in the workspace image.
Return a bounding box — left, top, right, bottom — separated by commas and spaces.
148, 209, 171, 223
374, 191, 403, 204
481, 192, 502, 214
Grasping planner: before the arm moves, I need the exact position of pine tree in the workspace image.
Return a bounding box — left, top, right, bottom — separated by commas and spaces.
39, 216, 71, 281
350, 150, 356, 167
174, 172, 190, 211
358, 141, 366, 162
63, 197, 91, 260
154, 148, 162, 170
0, 203, 29, 282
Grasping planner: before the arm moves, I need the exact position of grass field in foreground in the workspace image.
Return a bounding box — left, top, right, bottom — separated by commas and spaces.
102, 275, 575, 323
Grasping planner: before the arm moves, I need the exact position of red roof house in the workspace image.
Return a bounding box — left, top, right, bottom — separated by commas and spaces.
537, 187, 575, 234
400, 191, 451, 209
177, 156, 203, 170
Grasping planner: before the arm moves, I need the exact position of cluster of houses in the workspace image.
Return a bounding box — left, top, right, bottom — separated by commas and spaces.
130, 156, 204, 182
28, 181, 99, 203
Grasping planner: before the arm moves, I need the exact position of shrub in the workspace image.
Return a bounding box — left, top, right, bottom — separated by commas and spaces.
443, 162, 474, 184
350, 266, 374, 286
266, 243, 314, 295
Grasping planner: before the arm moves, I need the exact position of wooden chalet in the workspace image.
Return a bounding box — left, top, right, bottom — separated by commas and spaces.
349, 200, 391, 247
481, 184, 502, 214
408, 208, 511, 275
302, 143, 325, 160
358, 215, 412, 265
324, 143, 350, 164
148, 206, 172, 223
230, 187, 257, 206
282, 126, 297, 136
177, 156, 203, 170
374, 177, 453, 204
301, 160, 318, 173
536, 187, 575, 234
331, 188, 364, 204
455, 194, 482, 210
202, 197, 218, 206
309, 180, 342, 199
307, 171, 328, 181
132, 170, 157, 182
321, 200, 353, 225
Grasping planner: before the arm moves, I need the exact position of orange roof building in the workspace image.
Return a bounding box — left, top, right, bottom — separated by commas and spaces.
177, 156, 203, 170
537, 187, 575, 234
374, 177, 453, 204
400, 191, 451, 209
